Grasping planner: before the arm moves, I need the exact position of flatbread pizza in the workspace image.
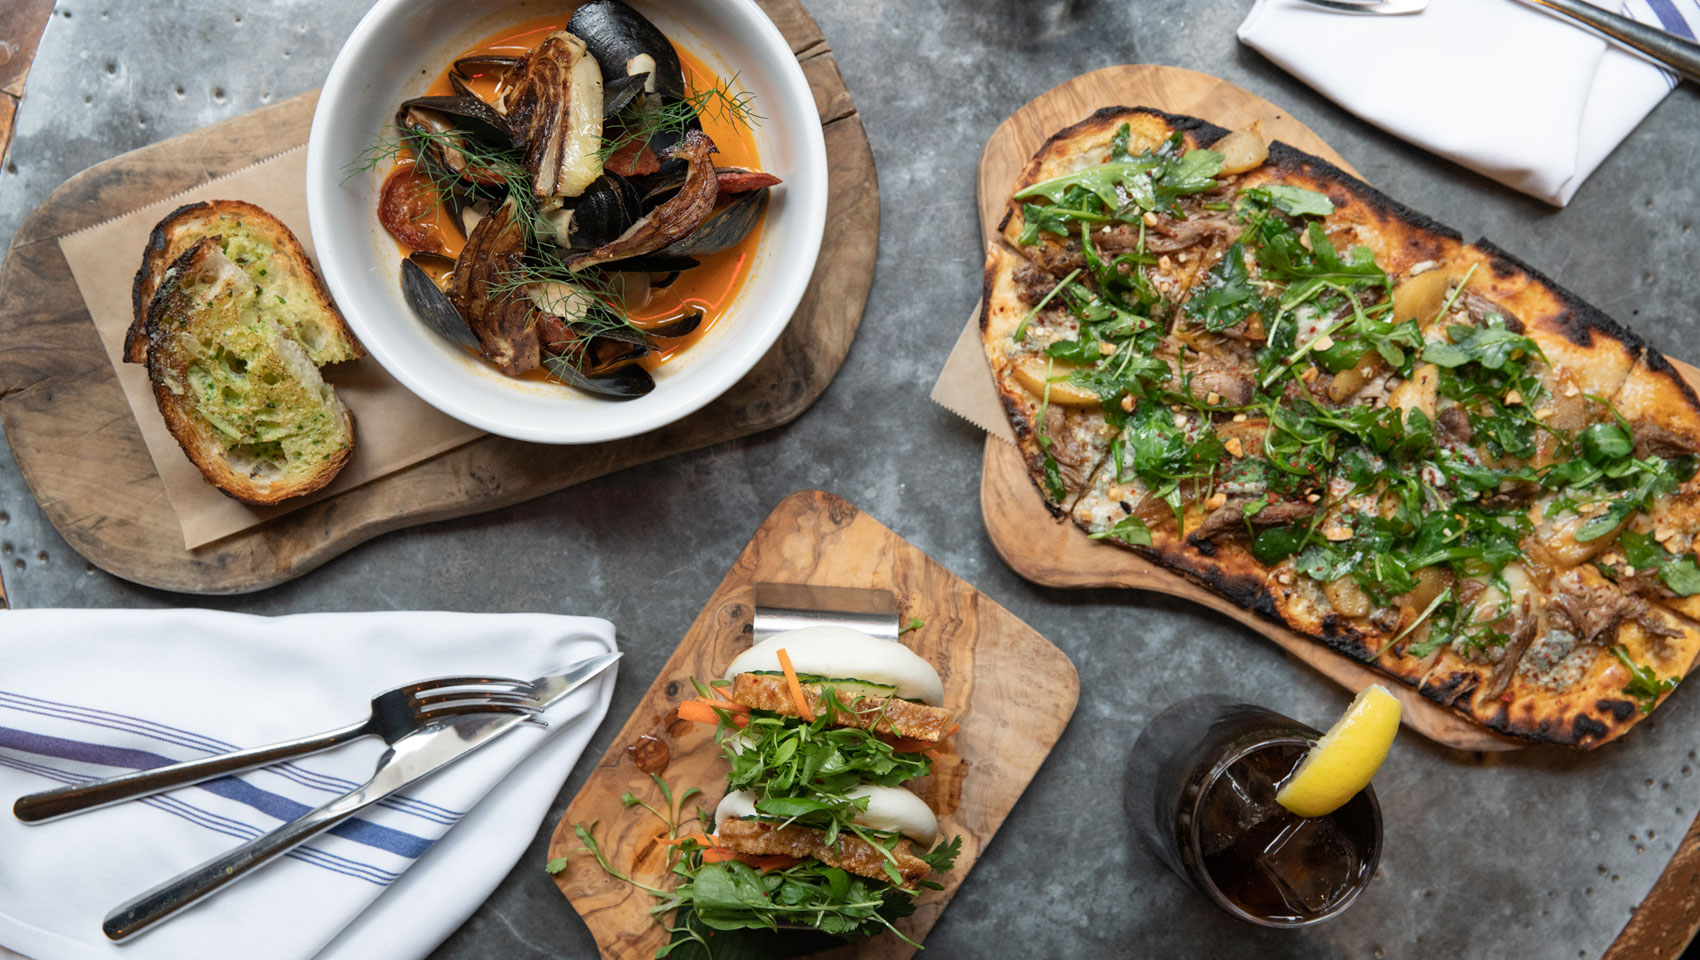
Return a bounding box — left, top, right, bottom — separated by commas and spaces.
981, 106, 1700, 748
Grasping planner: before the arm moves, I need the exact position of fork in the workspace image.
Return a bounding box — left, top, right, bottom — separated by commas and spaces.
11, 674, 542, 824
1297, 0, 1700, 84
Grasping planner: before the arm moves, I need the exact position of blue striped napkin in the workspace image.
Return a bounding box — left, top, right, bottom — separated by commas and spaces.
0, 609, 617, 960
1240, 0, 1696, 205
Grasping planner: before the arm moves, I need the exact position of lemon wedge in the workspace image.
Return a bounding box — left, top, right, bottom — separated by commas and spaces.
1275, 684, 1401, 818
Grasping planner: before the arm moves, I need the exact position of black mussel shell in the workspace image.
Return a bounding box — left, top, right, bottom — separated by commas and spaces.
548, 355, 655, 399
660, 188, 768, 257
400, 255, 479, 351
562, 173, 643, 249
644, 309, 702, 340
631, 162, 687, 212
598, 253, 701, 273
452, 54, 526, 79
397, 95, 515, 147
569, 321, 651, 350
568, 0, 686, 101
602, 72, 651, 118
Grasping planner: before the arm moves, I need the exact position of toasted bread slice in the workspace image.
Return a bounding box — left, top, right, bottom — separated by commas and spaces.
145, 238, 354, 505
127, 199, 362, 366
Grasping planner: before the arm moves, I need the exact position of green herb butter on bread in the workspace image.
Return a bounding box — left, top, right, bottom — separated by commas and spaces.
132, 201, 362, 505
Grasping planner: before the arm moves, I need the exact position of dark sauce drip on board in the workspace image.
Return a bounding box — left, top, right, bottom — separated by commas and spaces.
1196, 742, 1377, 923
627, 734, 670, 774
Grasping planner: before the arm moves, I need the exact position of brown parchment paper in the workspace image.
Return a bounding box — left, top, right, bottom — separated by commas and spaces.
57, 145, 484, 550
928, 293, 1016, 445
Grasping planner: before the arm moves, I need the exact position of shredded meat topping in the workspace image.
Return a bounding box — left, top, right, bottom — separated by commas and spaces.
1546, 569, 1646, 645
716, 819, 931, 886
1632, 421, 1697, 460
1192, 498, 1315, 542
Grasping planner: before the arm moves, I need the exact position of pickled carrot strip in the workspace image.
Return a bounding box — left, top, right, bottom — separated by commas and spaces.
776, 648, 815, 722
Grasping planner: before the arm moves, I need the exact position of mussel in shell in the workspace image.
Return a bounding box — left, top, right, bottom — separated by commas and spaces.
551, 172, 643, 250
661, 187, 768, 257
400, 253, 480, 351
568, 0, 686, 101
602, 72, 651, 118
396, 95, 515, 149
566, 128, 719, 271
548, 355, 656, 399
643, 309, 702, 340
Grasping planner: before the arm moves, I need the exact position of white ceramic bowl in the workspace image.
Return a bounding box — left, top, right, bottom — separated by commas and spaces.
306, 0, 828, 443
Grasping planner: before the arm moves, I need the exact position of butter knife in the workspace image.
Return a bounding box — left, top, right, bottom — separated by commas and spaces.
102, 650, 620, 942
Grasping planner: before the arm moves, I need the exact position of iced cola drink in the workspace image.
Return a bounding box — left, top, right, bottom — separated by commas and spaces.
1126, 695, 1381, 926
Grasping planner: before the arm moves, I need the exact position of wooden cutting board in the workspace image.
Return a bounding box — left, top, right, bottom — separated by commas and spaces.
547, 489, 1079, 959
0, 0, 873, 595
972, 64, 1698, 753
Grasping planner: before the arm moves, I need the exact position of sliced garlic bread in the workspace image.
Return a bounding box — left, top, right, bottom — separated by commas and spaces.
127, 199, 362, 366
144, 237, 354, 505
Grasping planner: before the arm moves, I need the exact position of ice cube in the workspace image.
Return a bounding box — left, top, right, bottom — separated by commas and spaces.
1197, 760, 1283, 856
1253, 814, 1361, 915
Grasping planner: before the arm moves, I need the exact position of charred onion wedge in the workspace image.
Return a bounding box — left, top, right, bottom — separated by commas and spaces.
449, 197, 539, 374
505, 31, 605, 199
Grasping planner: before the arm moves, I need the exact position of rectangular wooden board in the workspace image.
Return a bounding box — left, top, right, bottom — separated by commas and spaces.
548, 489, 1080, 958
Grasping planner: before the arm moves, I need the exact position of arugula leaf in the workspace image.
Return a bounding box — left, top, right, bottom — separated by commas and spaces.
1422, 316, 1540, 371
1616, 530, 1700, 597
1613, 645, 1678, 714
1188, 241, 1266, 332
1252, 525, 1308, 564
1579, 422, 1633, 464
1249, 184, 1335, 217
1015, 160, 1160, 208
1090, 514, 1153, 546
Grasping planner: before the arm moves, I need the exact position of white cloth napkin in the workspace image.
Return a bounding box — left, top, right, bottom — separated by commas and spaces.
0, 609, 619, 960
1238, 0, 1694, 205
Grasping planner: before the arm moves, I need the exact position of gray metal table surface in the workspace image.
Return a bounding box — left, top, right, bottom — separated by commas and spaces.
3, 2, 1699, 959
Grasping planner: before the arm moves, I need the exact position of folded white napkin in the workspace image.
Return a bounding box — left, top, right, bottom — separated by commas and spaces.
1238, 0, 1691, 205
0, 609, 618, 960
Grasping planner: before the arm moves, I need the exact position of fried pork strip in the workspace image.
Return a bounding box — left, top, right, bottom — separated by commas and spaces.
729, 674, 952, 742
716, 818, 930, 886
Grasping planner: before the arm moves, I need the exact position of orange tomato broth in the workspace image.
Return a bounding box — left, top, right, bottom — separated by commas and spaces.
389, 12, 766, 373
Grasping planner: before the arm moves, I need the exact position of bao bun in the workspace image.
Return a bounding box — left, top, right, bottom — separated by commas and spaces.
714, 785, 938, 846
721, 626, 944, 705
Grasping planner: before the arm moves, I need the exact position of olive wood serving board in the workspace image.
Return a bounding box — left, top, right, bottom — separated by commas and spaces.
0, 0, 873, 595
976, 65, 1700, 754
973, 66, 1700, 960
547, 489, 1079, 959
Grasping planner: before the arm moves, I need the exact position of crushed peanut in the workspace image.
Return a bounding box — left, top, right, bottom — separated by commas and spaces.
1504, 389, 1523, 406
1563, 383, 1580, 398
1534, 408, 1554, 420
1323, 525, 1354, 542
1205, 391, 1222, 405
1224, 437, 1245, 458
1099, 341, 1116, 356
1301, 366, 1320, 383
1306, 493, 1322, 503
1205, 491, 1228, 509
1120, 394, 1135, 413
1143, 211, 1158, 227
1232, 413, 1248, 422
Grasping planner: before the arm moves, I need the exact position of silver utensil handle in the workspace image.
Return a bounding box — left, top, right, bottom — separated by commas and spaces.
102, 778, 380, 942
1524, 0, 1700, 84
12, 721, 366, 824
